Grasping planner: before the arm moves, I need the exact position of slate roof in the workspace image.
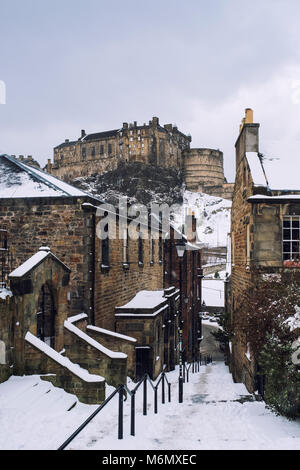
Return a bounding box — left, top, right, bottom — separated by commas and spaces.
246, 151, 300, 192
0, 154, 100, 200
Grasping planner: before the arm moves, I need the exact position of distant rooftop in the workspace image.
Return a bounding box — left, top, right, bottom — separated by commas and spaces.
0, 154, 100, 199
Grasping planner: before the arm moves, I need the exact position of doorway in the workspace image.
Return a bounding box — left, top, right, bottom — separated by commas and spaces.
136, 347, 151, 381
37, 283, 56, 348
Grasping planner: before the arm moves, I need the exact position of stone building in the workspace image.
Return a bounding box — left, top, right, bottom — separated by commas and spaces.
164, 214, 203, 363
45, 117, 191, 180
0, 154, 203, 399
229, 109, 300, 392
45, 116, 233, 200
183, 148, 234, 200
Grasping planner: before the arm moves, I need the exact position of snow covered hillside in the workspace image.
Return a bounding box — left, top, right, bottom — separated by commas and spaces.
172, 191, 231, 248
72, 162, 232, 250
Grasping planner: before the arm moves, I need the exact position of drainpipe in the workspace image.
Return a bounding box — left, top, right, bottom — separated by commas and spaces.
90, 212, 96, 325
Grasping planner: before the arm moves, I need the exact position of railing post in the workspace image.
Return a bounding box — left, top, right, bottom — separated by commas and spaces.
154, 387, 158, 414
183, 360, 186, 383
118, 386, 123, 440
143, 375, 147, 416
179, 376, 183, 403
168, 383, 171, 403
186, 367, 189, 383
162, 374, 165, 404
131, 391, 135, 436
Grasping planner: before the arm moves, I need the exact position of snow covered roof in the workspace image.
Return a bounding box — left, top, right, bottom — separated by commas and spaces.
246, 151, 300, 191
9, 247, 70, 278
117, 290, 166, 310
115, 290, 168, 317
0, 154, 99, 199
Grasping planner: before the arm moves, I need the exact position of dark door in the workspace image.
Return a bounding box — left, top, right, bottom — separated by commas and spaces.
37, 284, 56, 348
136, 347, 151, 381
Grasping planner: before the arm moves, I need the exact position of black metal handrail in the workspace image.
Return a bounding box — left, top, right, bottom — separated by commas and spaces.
58, 369, 171, 450
183, 354, 213, 383
58, 357, 212, 450
58, 385, 121, 450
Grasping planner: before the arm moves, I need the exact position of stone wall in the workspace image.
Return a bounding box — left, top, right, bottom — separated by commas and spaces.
10, 255, 70, 375
0, 296, 13, 383
87, 326, 136, 380
64, 325, 127, 388
93, 217, 164, 330
0, 196, 94, 318
24, 340, 105, 404
230, 123, 257, 389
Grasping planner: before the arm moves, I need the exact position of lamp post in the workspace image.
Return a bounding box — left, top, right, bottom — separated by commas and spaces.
175, 238, 186, 403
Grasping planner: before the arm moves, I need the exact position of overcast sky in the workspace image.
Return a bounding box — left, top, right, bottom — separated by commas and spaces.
1, 0, 300, 182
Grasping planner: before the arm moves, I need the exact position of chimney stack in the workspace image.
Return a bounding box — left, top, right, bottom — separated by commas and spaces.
152, 117, 159, 127
185, 212, 197, 243
81, 129, 86, 138
235, 108, 259, 168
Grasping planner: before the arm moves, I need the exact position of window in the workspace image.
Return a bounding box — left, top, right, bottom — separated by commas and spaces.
122, 229, 129, 266
169, 243, 173, 283
108, 143, 112, 154
82, 147, 86, 160
91, 147, 95, 158
101, 238, 109, 270
150, 238, 155, 265
159, 236, 163, 263
246, 224, 250, 265
283, 216, 300, 262
100, 144, 104, 155
138, 233, 143, 266
0, 229, 7, 250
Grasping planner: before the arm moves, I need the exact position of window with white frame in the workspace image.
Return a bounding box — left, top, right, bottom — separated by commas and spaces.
283, 216, 300, 261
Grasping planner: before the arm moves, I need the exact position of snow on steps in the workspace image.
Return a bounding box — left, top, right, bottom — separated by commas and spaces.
25, 332, 105, 383
86, 325, 136, 343
64, 320, 127, 359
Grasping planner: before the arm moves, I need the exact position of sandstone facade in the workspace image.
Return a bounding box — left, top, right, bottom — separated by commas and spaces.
229, 109, 300, 393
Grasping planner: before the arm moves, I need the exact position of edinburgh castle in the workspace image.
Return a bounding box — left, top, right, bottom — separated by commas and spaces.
43, 116, 234, 200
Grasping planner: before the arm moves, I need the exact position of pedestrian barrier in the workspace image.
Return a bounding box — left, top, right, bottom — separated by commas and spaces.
58, 355, 213, 450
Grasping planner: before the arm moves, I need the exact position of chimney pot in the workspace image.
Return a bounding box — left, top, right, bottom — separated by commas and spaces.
245, 108, 253, 124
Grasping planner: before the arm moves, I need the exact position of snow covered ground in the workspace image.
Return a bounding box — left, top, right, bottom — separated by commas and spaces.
1, 362, 300, 450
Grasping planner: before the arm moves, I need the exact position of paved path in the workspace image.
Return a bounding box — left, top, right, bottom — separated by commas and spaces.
71, 362, 300, 450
